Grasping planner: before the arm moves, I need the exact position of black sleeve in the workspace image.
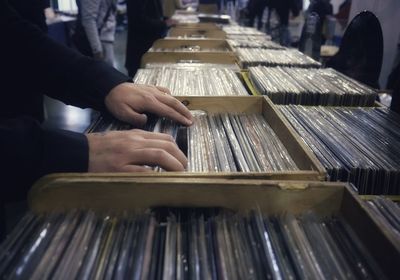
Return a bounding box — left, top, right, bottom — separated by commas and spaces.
0, 117, 88, 202
0, 0, 130, 202
1, 0, 129, 112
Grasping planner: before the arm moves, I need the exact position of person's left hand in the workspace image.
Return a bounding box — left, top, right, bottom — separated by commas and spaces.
105, 82, 193, 127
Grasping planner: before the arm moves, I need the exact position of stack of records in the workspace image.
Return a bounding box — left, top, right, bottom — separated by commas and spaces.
144, 62, 240, 71
249, 66, 377, 106
0, 208, 387, 279
237, 48, 321, 68
279, 106, 400, 194
133, 68, 248, 96
185, 112, 297, 172
171, 14, 199, 24
198, 13, 230, 24
148, 46, 231, 52
86, 112, 298, 173
227, 36, 284, 49
85, 114, 130, 133
222, 26, 266, 36
365, 197, 400, 246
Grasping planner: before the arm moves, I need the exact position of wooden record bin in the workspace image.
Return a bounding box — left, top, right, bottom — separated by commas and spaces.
167, 27, 227, 39
141, 51, 238, 67
359, 195, 400, 249
29, 175, 400, 278
86, 96, 324, 180
171, 96, 325, 181
149, 38, 234, 53
175, 23, 220, 30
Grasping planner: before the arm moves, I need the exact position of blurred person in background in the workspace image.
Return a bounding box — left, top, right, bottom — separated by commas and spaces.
75, 0, 118, 66
335, 0, 351, 28
271, 0, 301, 46
125, 0, 177, 77
246, 0, 268, 30
308, 0, 333, 44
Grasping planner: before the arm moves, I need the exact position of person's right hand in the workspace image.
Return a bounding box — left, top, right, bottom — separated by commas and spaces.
86, 129, 187, 172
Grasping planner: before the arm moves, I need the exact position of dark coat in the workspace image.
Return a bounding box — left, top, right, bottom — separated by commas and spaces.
125, 0, 167, 76
0, 0, 128, 202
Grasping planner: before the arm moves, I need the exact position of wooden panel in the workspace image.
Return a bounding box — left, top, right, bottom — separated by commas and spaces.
28, 175, 400, 279
175, 23, 220, 29
261, 96, 326, 176
341, 191, 400, 278
151, 38, 234, 52
141, 52, 237, 67
168, 27, 226, 38
29, 175, 344, 215
360, 195, 400, 202
176, 96, 262, 114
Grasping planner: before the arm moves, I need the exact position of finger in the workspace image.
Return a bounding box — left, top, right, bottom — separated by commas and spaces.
155, 94, 193, 124
130, 148, 185, 171
129, 129, 176, 142
155, 86, 171, 95
136, 139, 187, 167
146, 96, 193, 126
119, 165, 153, 172
120, 104, 148, 127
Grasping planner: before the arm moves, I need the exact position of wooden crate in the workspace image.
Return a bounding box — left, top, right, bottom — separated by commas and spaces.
141, 51, 238, 67
29, 175, 400, 278
360, 195, 400, 249
85, 96, 324, 180
175, 23, 220, 29
240, 70, 260, 96
360, 195, 400, 202
150, 38, 234, 53
176, 96, 324, 180
167, 27, 226, 39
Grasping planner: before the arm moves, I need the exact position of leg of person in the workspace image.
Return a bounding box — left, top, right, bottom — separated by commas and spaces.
101, 41, 116, 68
247, 11, 256, 27
256, 7, 265, 30
280, 25, 291, 47
126, 40, 154, 77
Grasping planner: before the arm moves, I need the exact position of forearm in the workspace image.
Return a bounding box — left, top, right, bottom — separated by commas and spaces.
0, 117, 88, 202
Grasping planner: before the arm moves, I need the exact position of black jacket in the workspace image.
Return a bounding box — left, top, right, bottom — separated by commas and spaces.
0, 0, 129, 202
125, 0, 167, 76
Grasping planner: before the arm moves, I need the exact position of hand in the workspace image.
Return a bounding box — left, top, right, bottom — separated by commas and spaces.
165, 18, 178, 27
105, 83, 193, 127
87, 129, 187, 172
